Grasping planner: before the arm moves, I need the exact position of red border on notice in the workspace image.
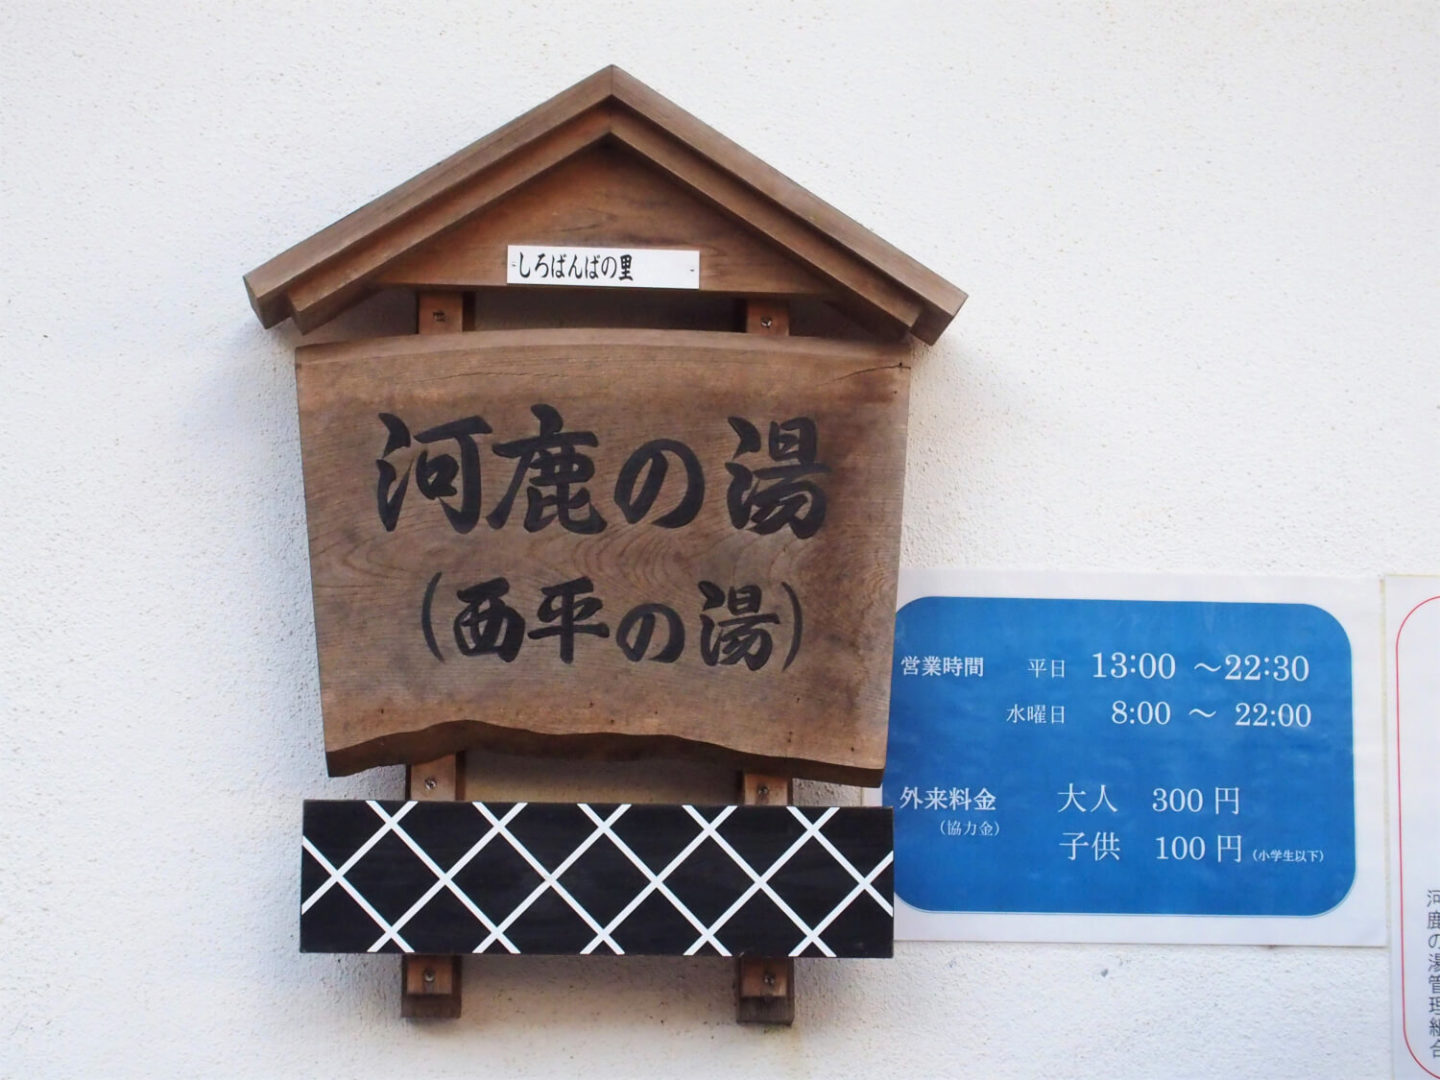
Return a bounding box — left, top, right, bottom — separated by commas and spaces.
1395, 594, 1440, 1078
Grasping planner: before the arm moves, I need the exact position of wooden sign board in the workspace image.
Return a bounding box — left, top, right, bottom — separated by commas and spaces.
297, 328, 909, 784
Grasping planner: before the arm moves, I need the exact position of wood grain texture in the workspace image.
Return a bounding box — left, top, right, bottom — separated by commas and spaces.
403, 956, 459, 997
244, 68, 618, 327
295, 328, 910, 783
284, 110, 611, 332
606, 112, 921, 334
734, 303, 798, 1022
738, 773, 792, 807
406, 754, 466, 801
377, 144, 831, 299
607, 67, 967, 330
401, 772, 466, 1018
743, 297, 790, 337
415, 291, 465, 335
242, 67, 966, 342
400, 296, 467, 1020
737, 766, 796, 1024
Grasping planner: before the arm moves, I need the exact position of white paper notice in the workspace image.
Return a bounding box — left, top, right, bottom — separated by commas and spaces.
1388, 576, 1440, 1078
506, 245, 699, 289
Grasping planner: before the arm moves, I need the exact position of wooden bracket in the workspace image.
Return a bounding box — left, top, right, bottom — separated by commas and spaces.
401, 288, 468, 1020
400, 753, 466, 1018
736, 297, 797, 1025
736, 771, 796, 1025
743, 297, 790, 337
417, 289, 469, 335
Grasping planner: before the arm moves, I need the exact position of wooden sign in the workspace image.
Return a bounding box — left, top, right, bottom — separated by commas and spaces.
247, 66, 968, 1021
301, 800, 894, 957
297, 328, 909, 784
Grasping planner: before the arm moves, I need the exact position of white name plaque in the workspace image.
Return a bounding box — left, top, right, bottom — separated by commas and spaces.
506, 245, 700, 290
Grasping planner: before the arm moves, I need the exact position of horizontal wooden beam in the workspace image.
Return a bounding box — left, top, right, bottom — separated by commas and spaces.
301, 800, 893, 958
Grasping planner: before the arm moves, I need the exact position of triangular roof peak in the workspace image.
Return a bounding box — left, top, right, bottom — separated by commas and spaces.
244, 66, 966, 342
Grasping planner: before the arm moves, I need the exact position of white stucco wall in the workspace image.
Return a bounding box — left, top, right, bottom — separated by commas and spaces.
2, 3, 1436, 1078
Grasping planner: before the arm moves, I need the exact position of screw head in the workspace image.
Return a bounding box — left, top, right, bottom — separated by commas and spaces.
757, 783, 770, 798
424, 776, 437, 791
763, 972, 776, 988
760, 316, 773, 328
423, 967, 436, 985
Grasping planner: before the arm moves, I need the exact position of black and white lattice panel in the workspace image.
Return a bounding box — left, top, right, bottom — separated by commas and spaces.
301, 800, 893, 958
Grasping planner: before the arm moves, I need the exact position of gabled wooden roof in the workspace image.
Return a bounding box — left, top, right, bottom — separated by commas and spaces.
244, 66, 966, 343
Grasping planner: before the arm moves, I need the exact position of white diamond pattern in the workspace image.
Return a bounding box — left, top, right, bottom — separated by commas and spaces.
301, 801, 892, 958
